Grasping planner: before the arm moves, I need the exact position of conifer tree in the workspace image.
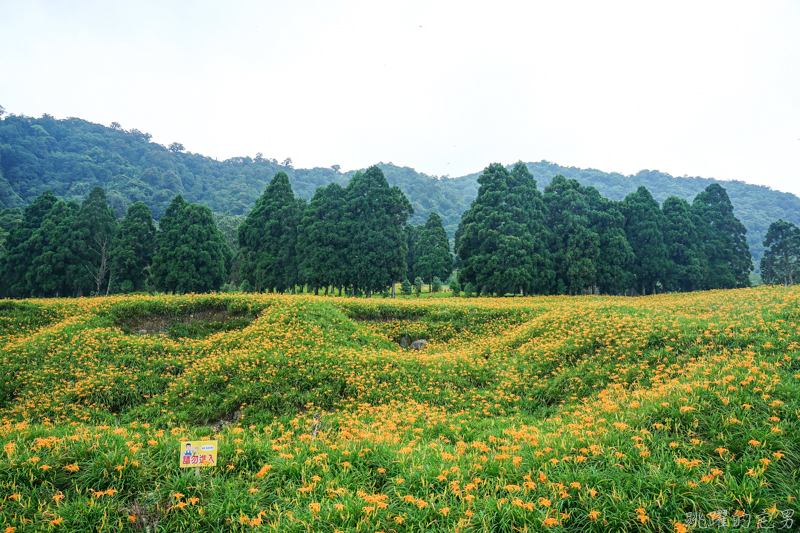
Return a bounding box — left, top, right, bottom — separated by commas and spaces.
27, 200, 80, 297
543, 176, 599, 294
110, 202, 156, 293
761, 219, 800, 286
692, 183, 752, 289
238, 172, 301, 293
415, 211, 452, 285
662, 196, 705, 292
151, 196, 231, 293
621, 186, 670, 295
344, 166, 412, 297
458, 163, 550, 296
297, 182, 348, 295
0, 190, 58, 298
71, 187, 118, 296
585, 189, 634, 295
404, 224, 422, 284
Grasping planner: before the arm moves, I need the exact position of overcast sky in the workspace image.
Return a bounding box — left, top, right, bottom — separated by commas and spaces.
2, 1, 799, 196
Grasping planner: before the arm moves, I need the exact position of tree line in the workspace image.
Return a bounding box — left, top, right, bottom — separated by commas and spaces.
3, 112, 800, 265
1, 162, 798, 299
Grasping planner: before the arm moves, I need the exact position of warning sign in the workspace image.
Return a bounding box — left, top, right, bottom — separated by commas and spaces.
179, 440, 218, 468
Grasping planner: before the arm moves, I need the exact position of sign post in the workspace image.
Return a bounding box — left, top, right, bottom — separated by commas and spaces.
179, 440, 218, 476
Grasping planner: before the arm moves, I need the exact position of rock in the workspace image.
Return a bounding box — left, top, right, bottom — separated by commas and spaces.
138, 329, 147, 335
410, 339, 428, 351
399, 337, 409, 348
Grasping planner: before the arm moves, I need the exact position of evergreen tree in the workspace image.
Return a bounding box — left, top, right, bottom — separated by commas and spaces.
415, 211, 452, 285
151, 195, 231, 293
0, 190, 58, 298
692, 183, 752, 289
110, 202, 156, 293
585, 189, 634, 295
401, 278, 412, 296
27, 200, 80, 297
238, 172, 301, 293
71, 187, 118, 296
297, 182, 348, 295
458, 163, 550, 296
543, 176, 599, 294
662, 196, 705, 292
404, 224, 422, 283
621, 186, 669, 295
761, 219, 800, 286
345, 166, 412, 297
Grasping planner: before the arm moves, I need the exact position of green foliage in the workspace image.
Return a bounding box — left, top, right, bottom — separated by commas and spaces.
761, 219, 800, 286
110, 202, 156, 293
662, 196, 705, 292
71, 186, 118, 296
622, 186, 670, 294
463, 281, 475, 297
415, 211, 452, 284
448, 275, 461, 296
400, 278, 412, 296
692, 183, 753, 289
0, 190, 58, 298
431, 276, 442, 293
26, 199, 80, 297
238, 172, 302, 293
297, 183, 349, 293
344, 166, 413, 296
414, 276, 424, 296
151, 196, 231, 294
458, 163, 551, 296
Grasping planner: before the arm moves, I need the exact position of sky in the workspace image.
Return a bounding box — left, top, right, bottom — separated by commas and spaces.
1, 1, 799, 196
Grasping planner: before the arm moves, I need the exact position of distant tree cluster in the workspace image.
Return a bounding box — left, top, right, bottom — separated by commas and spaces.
455, 163, 754, 296
241, 167, 412, 297
0, 160, 789, 301
0, 188, 230, 297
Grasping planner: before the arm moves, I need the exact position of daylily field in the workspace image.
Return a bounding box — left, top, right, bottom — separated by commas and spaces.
0, 287, 799, 532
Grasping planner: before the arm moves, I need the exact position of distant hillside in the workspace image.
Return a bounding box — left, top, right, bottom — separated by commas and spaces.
1, 113, 798, 262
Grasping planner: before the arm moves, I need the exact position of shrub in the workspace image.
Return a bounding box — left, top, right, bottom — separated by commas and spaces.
463, 282, 475, 297
431, 276, 442, 293
401, 279, 412, 296
449, 277, 461, 296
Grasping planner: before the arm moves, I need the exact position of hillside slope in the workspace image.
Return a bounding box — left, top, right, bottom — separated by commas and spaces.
1, 113, 797, 260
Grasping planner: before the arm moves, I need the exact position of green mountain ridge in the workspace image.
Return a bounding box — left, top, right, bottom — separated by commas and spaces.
1, 113, 798, 262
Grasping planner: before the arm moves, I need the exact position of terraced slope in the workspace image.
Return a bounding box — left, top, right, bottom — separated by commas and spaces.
1, 288, 798, 531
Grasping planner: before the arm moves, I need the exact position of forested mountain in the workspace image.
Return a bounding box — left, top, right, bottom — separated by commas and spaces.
1, 113, 798, 262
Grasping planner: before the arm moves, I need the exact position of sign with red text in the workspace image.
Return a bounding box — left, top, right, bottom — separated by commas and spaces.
179, 440, 217, 468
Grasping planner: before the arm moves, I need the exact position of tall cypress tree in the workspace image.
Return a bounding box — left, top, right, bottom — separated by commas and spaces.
458, 163, 550, 296
585, 189, 634, 295
0, 190, 58, 298
662, 196, 705, 292
71, 187, 118, 296
238, 172, 301, 293
761, 219, 800, 286
26, 200, 80, 297
151, 196, 231, 294
543, 175, 599, 295
621, 186, 669, 295
404, 224, 422, 284
110, 202, 156, 293
345, 166, 412, 297
415, 211, 452, 284
692, 183, 752, 289
297, 182, 348, 294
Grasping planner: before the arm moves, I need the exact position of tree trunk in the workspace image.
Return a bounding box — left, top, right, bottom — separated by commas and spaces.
365, 288, 371, 299
391, 283, 396, 299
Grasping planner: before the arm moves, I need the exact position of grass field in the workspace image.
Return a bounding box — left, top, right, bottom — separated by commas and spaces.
1, 287, 799, 532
